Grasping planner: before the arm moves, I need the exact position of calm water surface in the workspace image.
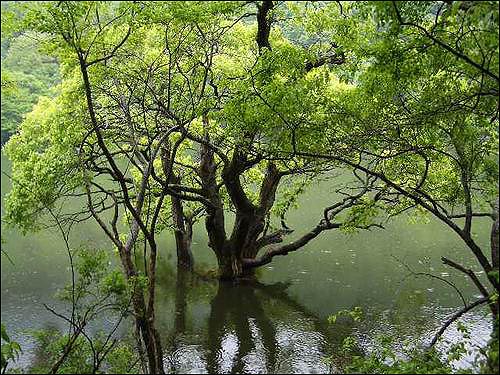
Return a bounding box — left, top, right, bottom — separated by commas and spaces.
1, 154, 493, 373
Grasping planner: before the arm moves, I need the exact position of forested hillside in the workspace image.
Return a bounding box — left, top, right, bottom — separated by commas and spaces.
1, 2, 59, 143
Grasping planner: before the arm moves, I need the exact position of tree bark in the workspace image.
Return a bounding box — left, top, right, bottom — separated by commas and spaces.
79, 55, 165, 374
243, 220, 340, 269
171, 180, 194, 270
199, 115, 231, 279
256, 1, 274, 51
217, 250, 244, 280
117, 245, 164, 373
161, 143, 194, 270
492, 197, 499, 269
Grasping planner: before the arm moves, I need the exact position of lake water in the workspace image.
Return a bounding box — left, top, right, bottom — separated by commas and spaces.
1, 153, 493, 373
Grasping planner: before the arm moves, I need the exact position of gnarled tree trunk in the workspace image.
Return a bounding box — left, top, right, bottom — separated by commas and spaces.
216, 249, 244, 280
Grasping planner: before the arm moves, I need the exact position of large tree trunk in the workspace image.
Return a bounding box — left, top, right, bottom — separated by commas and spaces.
135, 316, 164, 374
209, 209, 264, 279
198, 117, 285, 279
235, 213, 268, 277
219, 161, 283, 279
171, 183, 194, 270
217, 249, 244, 280
199, 115, 236, 279
162, 142, 195, 270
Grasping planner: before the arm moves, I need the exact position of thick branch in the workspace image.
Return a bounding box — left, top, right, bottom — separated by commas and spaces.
243, 220, 340, 269
305, 52, 345, 72
292, 149, 497, 291
256, 1, 274, 51
442, 256, 488, 293
199, 115, 227, 251
255, 227, 294, 250
448, 212, 494, 220
258, 162, 283, 214
222, 148, 258, 214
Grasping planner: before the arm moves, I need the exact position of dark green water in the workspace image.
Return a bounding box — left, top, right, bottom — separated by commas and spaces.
1, 153, 493, 372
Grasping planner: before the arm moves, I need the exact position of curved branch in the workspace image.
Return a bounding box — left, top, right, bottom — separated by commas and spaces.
441, 256, 496, 316
428, 296, 489, 348
292, 149, 497, 291
255, 227, 294, 250
448, 212, 494, 220
243, 220, 341, 269
86, 26, 132, 67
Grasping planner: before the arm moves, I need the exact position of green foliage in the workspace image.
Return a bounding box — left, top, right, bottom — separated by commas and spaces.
5, 1, 496, 242
104, 340, 141, 374
271, 176, 312, 220
57, 248, 133, 316
488, 270, 500, 285
1, 324, 21, 373
28, 327, 140, 374
24, 248, 140, 373
326, 329, 457, 374
345, 345, 454, 374
328, 306, 363, 324
340, 198, 381, 233
3, 76, 85, 233
343, 1, 498, 208
29, 328, 93, 374
325, 305, 497, 374
478, 316, 499, 374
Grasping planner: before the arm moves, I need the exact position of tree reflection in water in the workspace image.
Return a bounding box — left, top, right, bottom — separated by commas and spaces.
162, 269, 348, 374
